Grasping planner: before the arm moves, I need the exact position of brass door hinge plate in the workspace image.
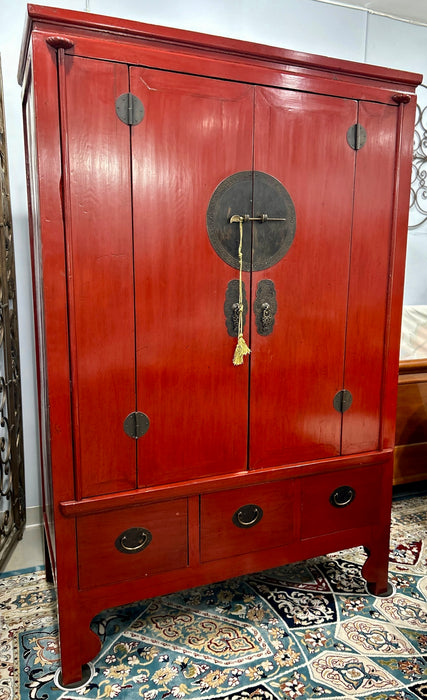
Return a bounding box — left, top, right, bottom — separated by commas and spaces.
123, 411, 150, 439
115, 93, 144, 126
347, 123, 367, 150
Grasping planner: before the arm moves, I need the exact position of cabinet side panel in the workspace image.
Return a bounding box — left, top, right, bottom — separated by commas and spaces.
381, 99, 418, 449
24, 35, 78, 575
22, 63, 55, 559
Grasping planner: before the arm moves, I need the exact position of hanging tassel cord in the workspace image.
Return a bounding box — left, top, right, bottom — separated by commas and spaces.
233, 217, 251, 366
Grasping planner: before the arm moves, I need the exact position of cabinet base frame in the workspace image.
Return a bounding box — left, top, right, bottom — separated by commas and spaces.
51, 456, 393, 686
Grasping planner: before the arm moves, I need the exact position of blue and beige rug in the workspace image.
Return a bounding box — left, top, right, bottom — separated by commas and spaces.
1, 494, 426, 700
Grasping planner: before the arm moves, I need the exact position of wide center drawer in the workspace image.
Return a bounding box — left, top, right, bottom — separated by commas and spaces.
200, 480, 296, 563
77, 498, 188, 589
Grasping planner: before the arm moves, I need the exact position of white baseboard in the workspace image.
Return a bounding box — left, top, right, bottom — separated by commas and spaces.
25, 505, 43, 528
2, 507, 45, 573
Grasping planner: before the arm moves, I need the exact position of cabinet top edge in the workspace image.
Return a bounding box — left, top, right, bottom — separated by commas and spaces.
18, 2, 423, 89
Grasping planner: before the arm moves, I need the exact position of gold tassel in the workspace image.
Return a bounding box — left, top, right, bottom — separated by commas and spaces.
233, 333, 251, 366
232, 217, 251, 366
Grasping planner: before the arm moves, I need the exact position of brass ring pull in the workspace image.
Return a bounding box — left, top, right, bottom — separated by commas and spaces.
120, 532, 148, 551
330, 486, 355, 508
115, 527, 152, 554
237, 508, 259, 526
232, 503, 263, 529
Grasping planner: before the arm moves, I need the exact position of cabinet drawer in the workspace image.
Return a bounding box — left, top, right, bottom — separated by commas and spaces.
301, 466, 381, 539
200, 481, 296, 563
77, 499, 188, 589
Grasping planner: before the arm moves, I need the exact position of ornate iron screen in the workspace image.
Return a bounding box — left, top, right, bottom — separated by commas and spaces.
0, 56, 25, 568
409, 85, 427, 231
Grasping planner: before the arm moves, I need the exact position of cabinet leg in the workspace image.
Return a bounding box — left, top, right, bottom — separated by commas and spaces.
57, 608, 101, 687
362, 540, 392, 597
361, 457, 393, 597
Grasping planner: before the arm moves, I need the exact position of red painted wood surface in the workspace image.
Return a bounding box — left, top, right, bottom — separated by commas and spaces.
131, 68, 252, 486
19, 4, 422, 92
300, 464, 381, 538
24, 35, 81, 631
77, 498, 188, 589
200, 481, 296, 562
19, 5, 421, 685
342, 102, 398, 454
381, 100, 419, 449
59, 449, 392, 517
61, 56, 137, 498
250, 87, 357, 468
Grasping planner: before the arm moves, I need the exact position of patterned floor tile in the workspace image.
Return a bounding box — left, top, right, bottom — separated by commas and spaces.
310, 652, 401, 695
336, 616, 418, 655
374, 593, 427, 629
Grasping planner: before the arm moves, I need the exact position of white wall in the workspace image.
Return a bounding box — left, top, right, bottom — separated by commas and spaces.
0, 0, 425, 509
365, 14, 427, 305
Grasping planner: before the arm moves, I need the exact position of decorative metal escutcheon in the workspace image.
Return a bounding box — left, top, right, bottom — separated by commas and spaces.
232, 503, 263, 529
224, 280, 248, 337
115, 527, 152, 554
254, 279, 277, 336
206, 171, 296, 271
329, 485, 356, 508
123, 411, 150, 439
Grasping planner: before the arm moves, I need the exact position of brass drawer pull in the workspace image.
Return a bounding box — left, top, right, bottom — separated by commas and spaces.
115, 527, 152, 554
330, 486, 355, 508
232, 504, 263, 529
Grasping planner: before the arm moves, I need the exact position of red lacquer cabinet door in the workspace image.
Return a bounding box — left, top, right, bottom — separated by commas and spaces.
130, 68, 254, 487
342, 101, 398, 454
61, 57, 137, 498
249, 87, 358, 469
61, 55, 398, 495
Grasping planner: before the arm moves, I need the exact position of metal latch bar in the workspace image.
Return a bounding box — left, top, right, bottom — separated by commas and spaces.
230, 214, 286, 223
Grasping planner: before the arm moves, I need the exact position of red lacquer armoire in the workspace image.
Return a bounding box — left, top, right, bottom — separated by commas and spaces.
19, 4, 421, 685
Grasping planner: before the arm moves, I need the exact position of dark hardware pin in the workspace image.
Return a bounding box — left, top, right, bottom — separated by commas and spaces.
230, 214, 286, 223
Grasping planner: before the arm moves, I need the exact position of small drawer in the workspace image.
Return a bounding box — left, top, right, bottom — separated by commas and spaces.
200, 481, 296, 563
301, 465, 381, 539
77, 499, 188, 589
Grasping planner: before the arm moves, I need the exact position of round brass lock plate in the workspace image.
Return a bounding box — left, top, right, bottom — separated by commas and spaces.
206, 171, 296, 271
